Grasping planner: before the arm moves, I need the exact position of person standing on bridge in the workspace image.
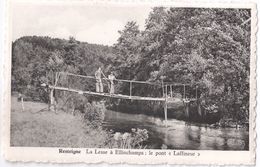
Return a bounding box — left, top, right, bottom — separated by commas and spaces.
95, 67, 103, 93
108, 72, 116, 94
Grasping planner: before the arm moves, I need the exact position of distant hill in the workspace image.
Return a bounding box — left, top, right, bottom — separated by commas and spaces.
11, 36, 116, 101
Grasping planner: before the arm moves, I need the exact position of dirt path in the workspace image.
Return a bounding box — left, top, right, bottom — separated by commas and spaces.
11, 97, 108, 147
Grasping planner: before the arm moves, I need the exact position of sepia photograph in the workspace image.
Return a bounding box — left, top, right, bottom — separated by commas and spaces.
2, 0, 257, 165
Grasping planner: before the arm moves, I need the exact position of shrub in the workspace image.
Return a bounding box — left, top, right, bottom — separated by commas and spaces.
106, 128, 149, 149
83, 101, 106, 128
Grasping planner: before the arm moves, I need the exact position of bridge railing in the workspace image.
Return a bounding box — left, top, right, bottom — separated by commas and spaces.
163, 84, 198, 100
55, 72, 163, 98
54, 72, 198, 100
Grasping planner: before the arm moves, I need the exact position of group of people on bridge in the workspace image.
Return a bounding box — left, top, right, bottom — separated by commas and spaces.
95, 67, 116, 94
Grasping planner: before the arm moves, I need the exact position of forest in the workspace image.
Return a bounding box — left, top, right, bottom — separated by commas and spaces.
11, 7, 251, 124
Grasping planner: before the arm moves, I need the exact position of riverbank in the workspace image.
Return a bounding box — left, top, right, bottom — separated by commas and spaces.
10, 96, 249, 150
10, 97, 108, 147
107, 99, 248, 128
103, 109, 249, 150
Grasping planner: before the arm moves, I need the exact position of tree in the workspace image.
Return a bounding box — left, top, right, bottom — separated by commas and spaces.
113, 8, 250, 122
113, 21, 142, 80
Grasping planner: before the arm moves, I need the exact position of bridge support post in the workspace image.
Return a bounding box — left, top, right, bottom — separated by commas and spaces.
185, 103, 190, 117
49, 88, 52, 110
21, 96, 24, 112
164, 101, 168, 127
170, 85, 173, 98
49, 88, 55, 111
130, 81, 132, 97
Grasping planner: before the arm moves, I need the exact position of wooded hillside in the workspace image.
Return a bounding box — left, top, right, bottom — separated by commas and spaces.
12, 36, 115, 101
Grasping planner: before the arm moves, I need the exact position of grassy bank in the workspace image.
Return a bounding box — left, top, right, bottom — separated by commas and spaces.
10, 97, 107, 147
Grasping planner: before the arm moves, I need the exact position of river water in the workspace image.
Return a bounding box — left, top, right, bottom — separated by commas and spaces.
103, 110, 249, 150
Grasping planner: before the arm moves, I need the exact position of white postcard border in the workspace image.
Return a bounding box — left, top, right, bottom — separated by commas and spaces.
1, 0, 257, 165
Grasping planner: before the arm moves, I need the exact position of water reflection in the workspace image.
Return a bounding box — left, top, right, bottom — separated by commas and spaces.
103, 110, 249, 150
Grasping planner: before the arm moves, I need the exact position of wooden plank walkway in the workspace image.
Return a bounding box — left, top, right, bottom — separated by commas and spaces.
49, 85, 166, 101
49, 85, 197, 102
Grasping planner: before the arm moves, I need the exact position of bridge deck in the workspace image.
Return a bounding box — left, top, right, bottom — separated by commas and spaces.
50, 86, 197, 102
50, 86, 165, 101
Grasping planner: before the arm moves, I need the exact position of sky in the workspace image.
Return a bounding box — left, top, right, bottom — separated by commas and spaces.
12, 2, 152, 46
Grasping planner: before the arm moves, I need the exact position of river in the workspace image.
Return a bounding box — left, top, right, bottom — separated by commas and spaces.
103, 110, 249, 150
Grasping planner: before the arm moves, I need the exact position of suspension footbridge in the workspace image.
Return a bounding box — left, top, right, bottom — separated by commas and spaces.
43, 72, 199, 127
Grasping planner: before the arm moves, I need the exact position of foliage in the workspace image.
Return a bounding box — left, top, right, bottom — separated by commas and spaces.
83, 101, 106, 128
112, 8, 250, 122
105, 128, 149, 149
56, 92, 106, 128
